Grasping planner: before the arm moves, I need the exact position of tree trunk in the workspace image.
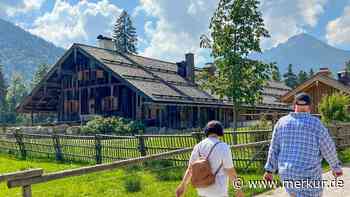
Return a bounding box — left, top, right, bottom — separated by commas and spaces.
232, 104, 239, 144
233, 104, 239, 130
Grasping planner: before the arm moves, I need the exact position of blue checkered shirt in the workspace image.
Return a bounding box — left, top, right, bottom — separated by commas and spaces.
265, 112, 342, 179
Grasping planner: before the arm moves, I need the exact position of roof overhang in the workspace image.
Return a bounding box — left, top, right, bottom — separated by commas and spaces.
281, 74, 350, 103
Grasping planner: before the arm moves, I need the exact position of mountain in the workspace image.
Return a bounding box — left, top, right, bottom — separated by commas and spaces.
251, 33, 350, 74
0, 18, 65, 81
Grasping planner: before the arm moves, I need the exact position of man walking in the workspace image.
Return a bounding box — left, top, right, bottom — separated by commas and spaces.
176, 120, 244, 197
264, 93, 343, 197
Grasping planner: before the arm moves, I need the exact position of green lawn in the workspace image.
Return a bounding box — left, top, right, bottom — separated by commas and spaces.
0, 154, 268, 197
2, 146, 349, 197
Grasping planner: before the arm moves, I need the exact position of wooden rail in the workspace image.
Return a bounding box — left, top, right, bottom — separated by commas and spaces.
0, 130, 272, 166
2, 141, 270, 197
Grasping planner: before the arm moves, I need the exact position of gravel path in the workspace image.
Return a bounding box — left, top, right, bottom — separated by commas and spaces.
255, 167, 350, 197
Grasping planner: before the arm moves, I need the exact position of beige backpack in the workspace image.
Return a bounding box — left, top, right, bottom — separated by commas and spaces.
190, 142, 223, 188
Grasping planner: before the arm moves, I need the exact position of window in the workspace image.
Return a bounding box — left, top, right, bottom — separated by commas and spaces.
137, 95, 141, 107
102, 96, 118, 112
96, 70, 104, 79
148, 108, 152, 119
89, 99, 95, 114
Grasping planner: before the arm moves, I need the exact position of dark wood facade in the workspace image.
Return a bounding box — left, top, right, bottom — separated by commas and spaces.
18, 42, 291, 129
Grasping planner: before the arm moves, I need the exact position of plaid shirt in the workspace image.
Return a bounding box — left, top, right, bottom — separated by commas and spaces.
265, 112, 342, 179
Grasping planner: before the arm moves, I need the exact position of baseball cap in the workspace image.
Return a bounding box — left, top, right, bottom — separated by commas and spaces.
294, 93, 311, 106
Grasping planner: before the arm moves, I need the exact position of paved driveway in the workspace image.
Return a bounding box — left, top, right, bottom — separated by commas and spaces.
255, 167, 350, 197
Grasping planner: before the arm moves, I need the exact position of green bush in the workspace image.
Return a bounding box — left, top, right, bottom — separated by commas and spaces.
81, 116, 145, 135
155, 168, 184, 181
124, 175, 142, 192
318, 93, 350, 124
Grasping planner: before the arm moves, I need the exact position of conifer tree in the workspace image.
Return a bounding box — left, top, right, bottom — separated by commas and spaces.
309, 68, 315, 78
0, 65, 6, 108
31, 64, 50, 89
0, 65, 7, 123
271, 63, 281, 81
297, 70, 308, 85
283, 64, 298, 88
112, 11, 138, 53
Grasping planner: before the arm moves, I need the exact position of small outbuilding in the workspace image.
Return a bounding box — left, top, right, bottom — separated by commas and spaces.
281, 68, 350, 114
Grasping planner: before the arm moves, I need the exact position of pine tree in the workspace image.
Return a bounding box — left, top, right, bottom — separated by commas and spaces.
0, 65, 7, 123
297, 70, 308, 85
0, 65, 6, 108
309, 68, 315, 78
271, 63, 281, 81
112, 11, 138, 54
32, 64, 50, 89
345, 60, 350, 72
6, 73, 28, 124
283, 64, 298, 88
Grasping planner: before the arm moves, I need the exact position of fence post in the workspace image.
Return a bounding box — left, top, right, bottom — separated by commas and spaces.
52, 134, 63, 161
14, 129, 26, 159
191, 132, 203, 143
138, 135, 147, 156
232, 131, 238, 145
22, 185, 32, 197
95, 135, 102, 164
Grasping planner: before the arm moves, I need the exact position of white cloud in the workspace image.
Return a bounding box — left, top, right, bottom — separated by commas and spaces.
28, 0, 121, 48
326, 6, 350, 46
260, 0, 327, 48
137, 0, 217, 66
0, 0, 46, 16
137, 0, 328, 65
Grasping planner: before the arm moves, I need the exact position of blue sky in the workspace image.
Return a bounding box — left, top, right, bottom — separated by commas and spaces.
1, 0, 350, 66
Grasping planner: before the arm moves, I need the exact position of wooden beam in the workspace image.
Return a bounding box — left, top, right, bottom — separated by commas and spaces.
0, 169, 43, 183
62, 83, 121, 91
22, 185, 32, 197
7, 148, 193, 188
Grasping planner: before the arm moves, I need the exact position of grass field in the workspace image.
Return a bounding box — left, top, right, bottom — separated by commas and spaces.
0, 154, 268, 197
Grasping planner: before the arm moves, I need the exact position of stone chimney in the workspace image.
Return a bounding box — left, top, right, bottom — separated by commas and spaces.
185, 53, 195, 83
97, 35, 115, 50
337, 69, 350, 85
177, 53, 195, 83
317, 67, 332, 77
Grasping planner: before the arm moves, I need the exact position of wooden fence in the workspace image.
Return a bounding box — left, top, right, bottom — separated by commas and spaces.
0, 141, 270, 197
0, 129, 272, 168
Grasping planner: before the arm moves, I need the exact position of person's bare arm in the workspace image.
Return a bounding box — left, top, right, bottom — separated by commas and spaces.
224, 167, 244, 197
176, 165, 192, 197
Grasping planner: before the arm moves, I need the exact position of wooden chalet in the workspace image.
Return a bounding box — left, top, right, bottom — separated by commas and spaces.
281, 68, 350, 114
17, 35, 291, 129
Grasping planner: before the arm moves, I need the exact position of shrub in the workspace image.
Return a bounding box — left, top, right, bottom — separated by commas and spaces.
144, 160, 173, 168
318, 93, 350, 124
124, 175, 142, 192
81, 116, 145, 135
155, 168, 183, 181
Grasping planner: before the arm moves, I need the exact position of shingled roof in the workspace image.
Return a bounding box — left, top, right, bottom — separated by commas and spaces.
18, 43, 291, 113
194, 68, 291, 110
74, 44, 229, 106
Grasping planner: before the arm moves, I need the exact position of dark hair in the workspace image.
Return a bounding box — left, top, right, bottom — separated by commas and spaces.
204, 120, 224, 137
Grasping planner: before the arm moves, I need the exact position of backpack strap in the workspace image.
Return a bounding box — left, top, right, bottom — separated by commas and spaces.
214, 162, 223, 176
206, 141, 221, 160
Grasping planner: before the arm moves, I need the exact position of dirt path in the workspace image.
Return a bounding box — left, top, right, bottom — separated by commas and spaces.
255, 167, 350, 197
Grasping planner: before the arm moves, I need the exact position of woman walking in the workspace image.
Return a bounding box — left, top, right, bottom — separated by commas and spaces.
176, 120, 244, 197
